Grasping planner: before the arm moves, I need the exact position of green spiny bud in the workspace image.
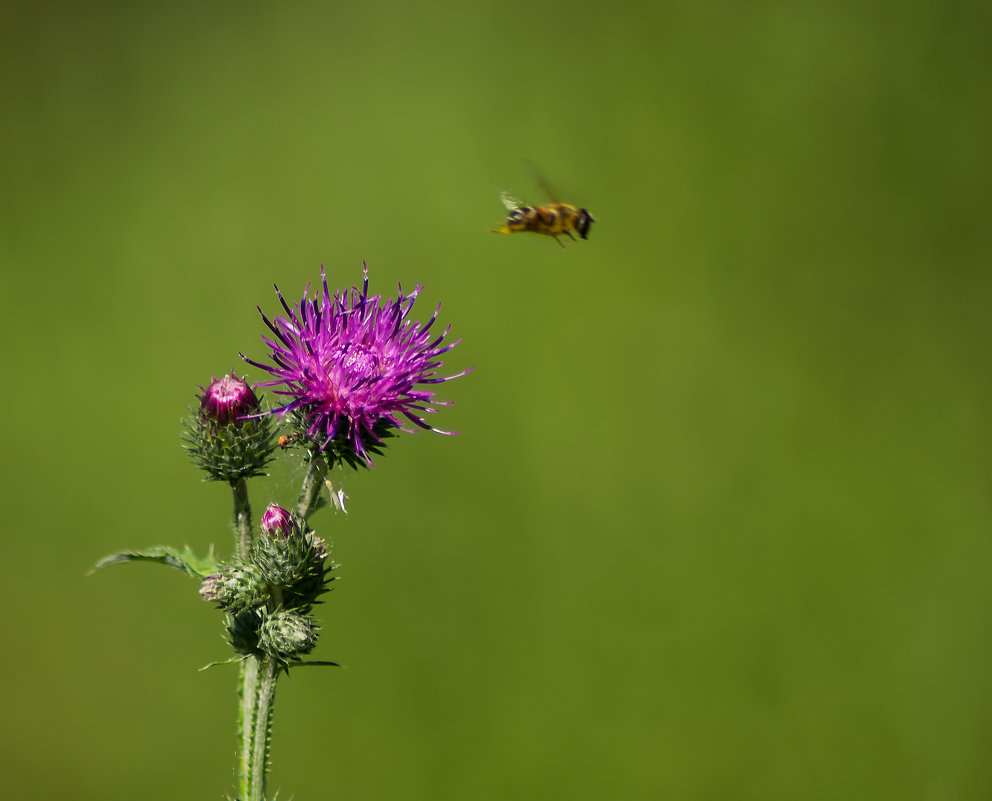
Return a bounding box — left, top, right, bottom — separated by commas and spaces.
249, 513, 335, 611
200, 564, 268, 612
258, 609, 318, 661
225, 609, 263, 657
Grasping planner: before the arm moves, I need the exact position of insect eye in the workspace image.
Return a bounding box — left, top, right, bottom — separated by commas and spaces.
508, 210, 525, 223
576, 210, 594, 239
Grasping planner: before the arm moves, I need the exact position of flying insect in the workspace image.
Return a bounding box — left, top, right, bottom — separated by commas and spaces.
492, 191, 595, 248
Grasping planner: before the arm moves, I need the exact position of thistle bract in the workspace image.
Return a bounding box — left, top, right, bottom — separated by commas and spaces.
243, 265, 467, 466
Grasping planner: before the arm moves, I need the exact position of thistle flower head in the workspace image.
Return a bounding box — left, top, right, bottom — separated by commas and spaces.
183, 371, 276, 482
243, 265, 467, 466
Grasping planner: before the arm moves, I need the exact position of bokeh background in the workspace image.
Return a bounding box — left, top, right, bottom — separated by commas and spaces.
2, 1, 991, 799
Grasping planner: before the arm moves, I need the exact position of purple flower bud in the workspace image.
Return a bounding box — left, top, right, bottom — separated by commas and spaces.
199, 372, 260, 427
261, 503, 293, 537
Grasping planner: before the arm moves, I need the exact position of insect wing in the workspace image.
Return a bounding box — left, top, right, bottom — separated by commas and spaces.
499, 190, 524, 211
523, 158, 561, 203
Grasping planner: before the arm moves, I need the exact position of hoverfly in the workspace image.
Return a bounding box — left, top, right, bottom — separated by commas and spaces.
491, 165, 594, 248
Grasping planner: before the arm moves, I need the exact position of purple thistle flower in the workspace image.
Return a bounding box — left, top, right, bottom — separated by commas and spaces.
242, 265, 467, 466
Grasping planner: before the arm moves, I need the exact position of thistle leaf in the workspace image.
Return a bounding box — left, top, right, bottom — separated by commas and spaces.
199, 655, 248, 671
92, 545, 218, 578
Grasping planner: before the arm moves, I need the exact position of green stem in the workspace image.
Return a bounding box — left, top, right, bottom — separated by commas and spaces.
233, 477, 253, 561
246, 656, 279, 801
239, 657, 260, 799
245, 585, 285, 801
295, 450, 329, 521
232, 478, 258, 798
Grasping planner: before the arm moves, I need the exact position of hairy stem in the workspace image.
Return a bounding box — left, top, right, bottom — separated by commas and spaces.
246, 655, 279, 801
246, 588, 284, 801
238, 656, 260, 799
295, 450, 329, 521
233, 477, 253, 561
232, 478, 259, 798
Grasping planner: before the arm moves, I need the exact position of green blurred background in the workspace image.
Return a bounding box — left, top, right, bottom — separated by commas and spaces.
2, 1, 991, 798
